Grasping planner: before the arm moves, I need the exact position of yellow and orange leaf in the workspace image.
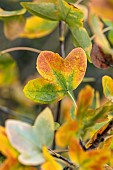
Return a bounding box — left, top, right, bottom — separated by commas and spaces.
89, 0, 113, 21
69, 138, 110, 170
24, 48, 87, 104
56, 120, 78, 147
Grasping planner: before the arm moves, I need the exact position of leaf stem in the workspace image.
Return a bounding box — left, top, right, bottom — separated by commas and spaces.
59, 21, 65, 58
0, 47, 42, 55
90, 26, 112, 41
76, 0, 84, 5
67, 91, 77, 109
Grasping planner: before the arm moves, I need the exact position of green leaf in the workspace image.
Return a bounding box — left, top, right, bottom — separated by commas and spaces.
21, 0, 92, 59
5, 107, 54, 165
70, 27, 92, 61
83, 101, 113, 129
21, 1, 60, 21
23, 78, 66, 104
33, 107, 54, 148
0, 53, 18, 86
54, 122, 60, 130
108, 30, 113, 45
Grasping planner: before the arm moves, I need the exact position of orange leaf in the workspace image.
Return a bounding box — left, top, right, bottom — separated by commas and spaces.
77, 85, 94, 111
69, 138, 110, 170
37, 48, 87, 91
56, 120, 78, 147
88, 0, 113, 21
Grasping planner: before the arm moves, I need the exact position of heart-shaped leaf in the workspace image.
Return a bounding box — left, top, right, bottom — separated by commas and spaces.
102, 76, 113, 101
24, 48, 87, 104
6, 107, 54, 165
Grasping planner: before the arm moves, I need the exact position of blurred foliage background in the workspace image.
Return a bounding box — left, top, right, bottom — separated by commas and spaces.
0, 0, 113, 125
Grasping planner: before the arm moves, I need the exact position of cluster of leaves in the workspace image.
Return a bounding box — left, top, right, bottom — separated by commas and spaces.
1, 74, 113, 170
1, 0, 113, 170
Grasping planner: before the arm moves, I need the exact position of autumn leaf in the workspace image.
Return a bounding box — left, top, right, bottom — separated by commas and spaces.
89, 14, 113, 57
6, 107, 54, 166
102, 76, 113, 101
77, 85, 94, 116
69, 138, 110, 170
0, 8, 26, 40
82, 101, 113, 129
56, 120, 78, 147
91, 43, 113, 69
75, 85, 94, 131
20, 16, 58, 39
23, 48, 87, 104
0, 127, 36, 170
88, 0, 113, 21
85, 119, 113, 150
41, 146, 62, 170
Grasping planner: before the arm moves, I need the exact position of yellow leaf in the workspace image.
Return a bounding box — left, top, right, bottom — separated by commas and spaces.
102, 76, 113, 101
41, 146, 62, 170
20, 16, 58, 39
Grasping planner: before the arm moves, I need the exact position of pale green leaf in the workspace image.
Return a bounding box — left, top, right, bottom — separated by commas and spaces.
33, 107, 54, 148
5, 107, 54, 165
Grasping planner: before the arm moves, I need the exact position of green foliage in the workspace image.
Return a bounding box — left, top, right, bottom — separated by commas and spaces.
21, 0, 92, 60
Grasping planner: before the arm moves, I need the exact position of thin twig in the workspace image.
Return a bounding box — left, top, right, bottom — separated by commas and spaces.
52, 101, 61, 149
0, 105, 33, 124
52, 21, 66, 149
90, 26, 112, 41
48, 148, 77, 168
59, 21, 65, 58
0, 47, 42, 55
